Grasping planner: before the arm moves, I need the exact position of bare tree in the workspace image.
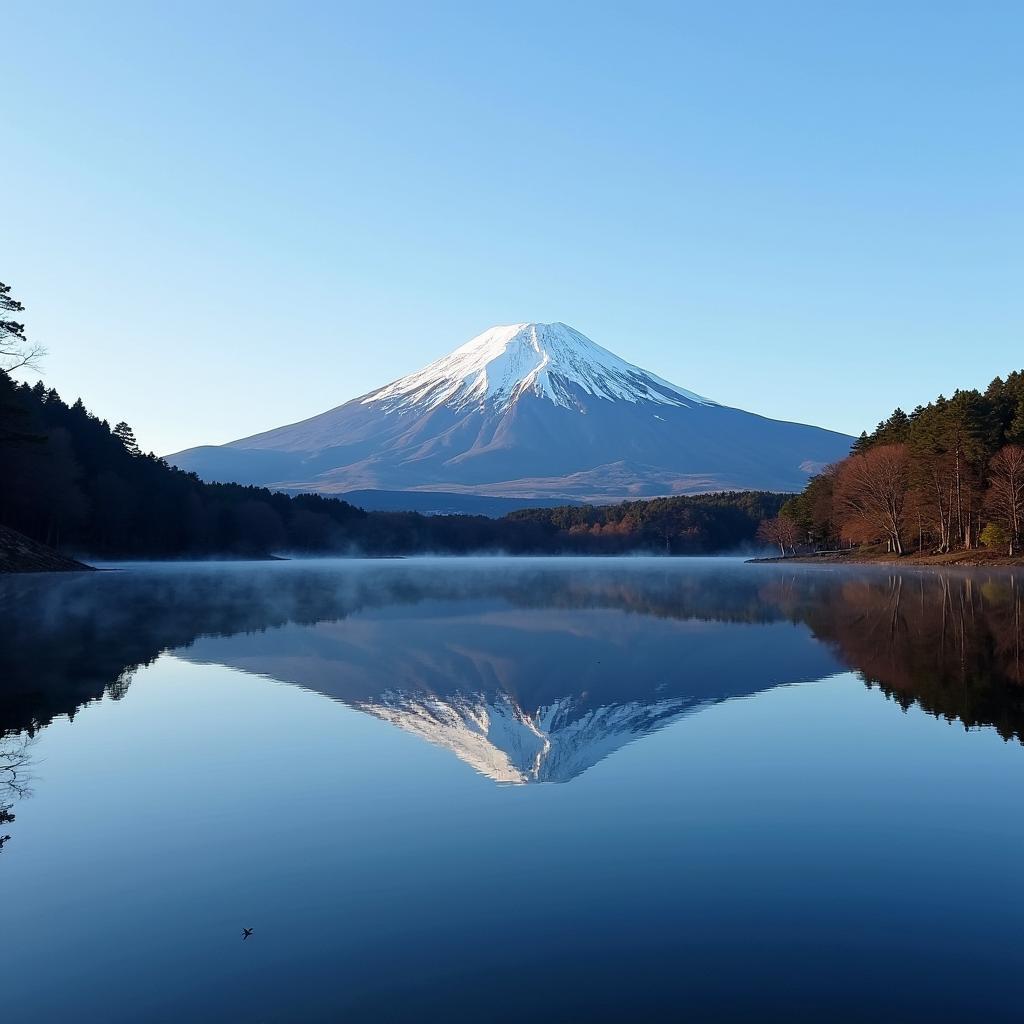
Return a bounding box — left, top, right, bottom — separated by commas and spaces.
757, 517, 783, 555
835, 444, 910, 554
0, 733, 35, 800
910, 452, 955, 552
1, 281, 46, 374
778, 516, 802, 554
0, 733, 35, 852
986, 445, 1024, 555
757, 515, 802, 555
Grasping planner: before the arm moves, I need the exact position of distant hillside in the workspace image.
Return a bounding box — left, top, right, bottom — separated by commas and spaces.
331, 489, 585, 517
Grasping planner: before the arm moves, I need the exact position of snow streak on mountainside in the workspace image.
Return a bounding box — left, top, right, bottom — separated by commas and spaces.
359, 690, 703, 785
365, 322, 714, 414
177, 596, 847, 786
168, 321, 854, 502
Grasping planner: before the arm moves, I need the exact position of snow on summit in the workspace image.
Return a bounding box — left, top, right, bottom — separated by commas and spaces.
364, 322, 714, 413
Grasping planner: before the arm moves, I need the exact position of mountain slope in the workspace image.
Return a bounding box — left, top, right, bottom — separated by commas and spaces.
170, 322, 852, 501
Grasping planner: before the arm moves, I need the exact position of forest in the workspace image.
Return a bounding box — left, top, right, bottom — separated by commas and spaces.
762, 372, 1024, 557
0, 373, 783, 560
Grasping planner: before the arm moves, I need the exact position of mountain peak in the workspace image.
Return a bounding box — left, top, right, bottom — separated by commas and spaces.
363, 321, 714, 414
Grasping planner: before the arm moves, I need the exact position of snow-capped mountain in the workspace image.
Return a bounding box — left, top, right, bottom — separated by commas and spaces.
169, 322, 852, 501
366, 322, 712, 414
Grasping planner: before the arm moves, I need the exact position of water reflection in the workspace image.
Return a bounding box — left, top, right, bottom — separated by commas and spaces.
4, 559, 1023, 1024
2, 561, 1023, 787
0, 733, 32, 853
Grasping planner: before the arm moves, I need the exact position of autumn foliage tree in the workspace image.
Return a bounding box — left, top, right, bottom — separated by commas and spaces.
789, 370, 1024, 556
835, 444, 910, 554
756, 515, 802, 555
986, 445, 1024, 555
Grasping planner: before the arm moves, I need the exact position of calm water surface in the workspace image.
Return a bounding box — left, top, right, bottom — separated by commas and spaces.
1, 558, 1022, 1022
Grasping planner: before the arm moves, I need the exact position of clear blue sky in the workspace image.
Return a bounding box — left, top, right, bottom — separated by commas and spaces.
6, 1, 1022, 455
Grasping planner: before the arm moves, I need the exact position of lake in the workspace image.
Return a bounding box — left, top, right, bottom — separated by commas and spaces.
1, 557, 1022, 1022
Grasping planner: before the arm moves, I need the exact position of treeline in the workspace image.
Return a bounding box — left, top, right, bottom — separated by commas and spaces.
508, 492, 788, 553
1, 373, 368, 556
0, 372, 784, 558
766, 371, 1024, 555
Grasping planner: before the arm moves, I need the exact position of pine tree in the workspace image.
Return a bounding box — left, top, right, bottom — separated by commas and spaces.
851, 431, 871, 454
112, 421, 142, 457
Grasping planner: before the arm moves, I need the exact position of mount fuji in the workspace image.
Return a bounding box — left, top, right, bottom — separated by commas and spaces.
169, 322, 852, 503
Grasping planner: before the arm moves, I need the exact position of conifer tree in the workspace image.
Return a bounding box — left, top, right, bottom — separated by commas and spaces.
113, 421, 142, 457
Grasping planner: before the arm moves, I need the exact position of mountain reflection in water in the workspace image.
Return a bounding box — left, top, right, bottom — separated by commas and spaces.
2, 560, 1023, 785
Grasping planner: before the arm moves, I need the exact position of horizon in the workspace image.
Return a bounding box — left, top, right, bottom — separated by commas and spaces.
7, 2, 1024, 456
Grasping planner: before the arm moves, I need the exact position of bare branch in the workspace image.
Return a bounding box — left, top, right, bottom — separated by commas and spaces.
1, 343, 48, 374
0, 281, 44, 375
0, 734, 37, 800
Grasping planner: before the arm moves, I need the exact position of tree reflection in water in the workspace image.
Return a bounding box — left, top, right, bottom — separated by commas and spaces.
0, 562, 1022, 774
800, 573, 1024, 742
0, 733, 35, 852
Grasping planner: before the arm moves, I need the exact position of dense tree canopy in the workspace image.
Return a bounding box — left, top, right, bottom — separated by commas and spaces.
778, 371, 1024, 555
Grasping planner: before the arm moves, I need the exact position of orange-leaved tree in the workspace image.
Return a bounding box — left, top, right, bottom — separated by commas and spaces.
835, 444, 910, 554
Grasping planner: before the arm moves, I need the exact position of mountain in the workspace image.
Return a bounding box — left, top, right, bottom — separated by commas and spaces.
170, 322, 853, 503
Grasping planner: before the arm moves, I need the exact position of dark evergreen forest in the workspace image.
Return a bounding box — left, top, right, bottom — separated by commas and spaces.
0, 371, 786, 558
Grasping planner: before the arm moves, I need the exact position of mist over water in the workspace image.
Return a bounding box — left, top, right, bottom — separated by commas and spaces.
2, 558, 1023, 1021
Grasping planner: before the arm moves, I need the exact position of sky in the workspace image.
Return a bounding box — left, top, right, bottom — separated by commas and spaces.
5, 1, 1023, 455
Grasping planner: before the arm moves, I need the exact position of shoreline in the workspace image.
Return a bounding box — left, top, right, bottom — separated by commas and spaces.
0, 525, 96, 574
749, 549, 1024, 569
